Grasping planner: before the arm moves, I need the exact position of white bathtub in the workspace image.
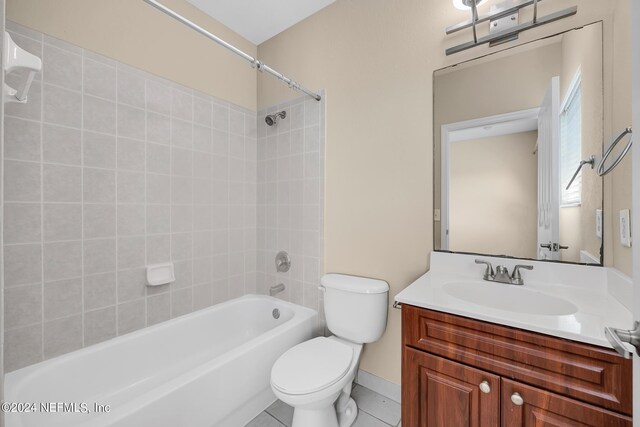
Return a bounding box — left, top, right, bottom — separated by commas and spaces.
5, 295, 317, 427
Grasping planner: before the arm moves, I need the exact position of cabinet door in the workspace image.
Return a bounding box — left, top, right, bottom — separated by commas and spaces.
501, 379, 632, 427
403, 347, 500, 427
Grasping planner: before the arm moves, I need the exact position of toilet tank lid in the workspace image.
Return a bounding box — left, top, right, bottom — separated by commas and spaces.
321, 274, 389, 294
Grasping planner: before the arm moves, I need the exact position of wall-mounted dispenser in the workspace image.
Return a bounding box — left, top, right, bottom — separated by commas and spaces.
3, 31, 42, 104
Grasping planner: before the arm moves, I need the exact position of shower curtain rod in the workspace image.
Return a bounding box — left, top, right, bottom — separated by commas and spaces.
143, 0, 322, 101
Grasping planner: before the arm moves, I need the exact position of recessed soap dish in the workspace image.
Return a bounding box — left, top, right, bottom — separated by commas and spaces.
146, 262, 175, 287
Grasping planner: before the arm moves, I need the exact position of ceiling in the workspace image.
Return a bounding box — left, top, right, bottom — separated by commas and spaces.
187, 0, 336, 45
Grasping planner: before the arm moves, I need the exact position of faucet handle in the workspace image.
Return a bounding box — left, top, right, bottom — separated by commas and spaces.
511, 265, 533, 285
475, 259, 494, 280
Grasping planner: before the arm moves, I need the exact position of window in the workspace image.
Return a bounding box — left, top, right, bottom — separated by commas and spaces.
560, 72, 582, 206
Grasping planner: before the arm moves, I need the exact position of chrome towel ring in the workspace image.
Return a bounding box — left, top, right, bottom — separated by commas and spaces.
597, 127, 632, 177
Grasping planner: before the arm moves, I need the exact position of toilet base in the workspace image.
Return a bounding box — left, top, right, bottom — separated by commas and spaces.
290, 397, 358, 427
292, 405, 339, 427
337, 397, 358, 427
289, 392, 359, 427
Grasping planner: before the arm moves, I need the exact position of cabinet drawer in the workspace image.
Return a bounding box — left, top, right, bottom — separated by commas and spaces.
402, 305, 632, 415
501, 378, 632, 426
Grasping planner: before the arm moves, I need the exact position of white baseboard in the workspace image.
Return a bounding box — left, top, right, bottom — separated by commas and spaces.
355, 369, 401, 403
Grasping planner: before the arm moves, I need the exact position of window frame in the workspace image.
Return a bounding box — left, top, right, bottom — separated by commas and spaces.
559, 70, 582, 208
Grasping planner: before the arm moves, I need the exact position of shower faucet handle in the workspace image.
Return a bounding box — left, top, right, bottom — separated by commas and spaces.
275, 251, 291, 272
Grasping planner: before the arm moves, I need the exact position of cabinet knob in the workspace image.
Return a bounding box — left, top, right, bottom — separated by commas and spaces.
511, 392, 524, 406
478, 381, 491, 394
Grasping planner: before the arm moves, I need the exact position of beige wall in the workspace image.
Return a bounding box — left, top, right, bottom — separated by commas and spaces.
258, 0, 628, 384
449, 132, 538, 259
558, 24, 603, 263
610, 0, 633, 274
6, 0, 257, 110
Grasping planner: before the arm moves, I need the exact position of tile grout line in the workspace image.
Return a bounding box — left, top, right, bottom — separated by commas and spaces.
39, 38, 45, 363
143, 67, 148, 327
80, 44, 85, 349
210, 100, 216, 302
3, 112, 196, 147
264, 410, 286, 427
226, 102, 231, 300
190, 91, 194, 312
114, 57, 120, 336
168, 83, 173, 319
357, 407, 398, 427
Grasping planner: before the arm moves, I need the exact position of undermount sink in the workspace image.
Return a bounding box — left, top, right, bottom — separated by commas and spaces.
444, 281, 578, 316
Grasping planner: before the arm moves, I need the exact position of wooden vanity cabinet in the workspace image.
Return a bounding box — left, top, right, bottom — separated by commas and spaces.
401, 305, 633, 427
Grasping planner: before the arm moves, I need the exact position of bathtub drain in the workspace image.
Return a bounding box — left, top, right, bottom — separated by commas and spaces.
272, 308, 280, 319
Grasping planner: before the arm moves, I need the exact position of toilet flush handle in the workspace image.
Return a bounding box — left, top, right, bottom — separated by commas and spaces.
318, 285, 326, 293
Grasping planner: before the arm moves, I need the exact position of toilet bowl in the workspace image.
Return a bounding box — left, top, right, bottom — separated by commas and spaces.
271, 336, 361, 427
270, 274, 389, 427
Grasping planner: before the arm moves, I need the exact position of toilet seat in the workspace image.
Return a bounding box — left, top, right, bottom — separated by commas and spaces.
271, 337, 353, 396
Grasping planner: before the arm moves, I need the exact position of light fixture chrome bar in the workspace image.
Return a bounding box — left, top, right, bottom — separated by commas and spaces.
470, 0, 479, 44
445, 0, 544, 35
446, 6, 577, 55
142, 0, 321, 101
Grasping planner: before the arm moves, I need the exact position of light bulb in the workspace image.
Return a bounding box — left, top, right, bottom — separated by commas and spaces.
452, 0, 488, 11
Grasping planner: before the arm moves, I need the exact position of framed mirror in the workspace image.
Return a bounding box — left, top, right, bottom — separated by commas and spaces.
433, 22, 603, 265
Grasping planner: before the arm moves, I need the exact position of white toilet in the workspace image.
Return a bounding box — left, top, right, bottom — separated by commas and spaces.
270, 274, 389, 427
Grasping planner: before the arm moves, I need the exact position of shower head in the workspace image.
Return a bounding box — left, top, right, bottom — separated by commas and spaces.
265, 115, 276, 126
265, 111, 286, 126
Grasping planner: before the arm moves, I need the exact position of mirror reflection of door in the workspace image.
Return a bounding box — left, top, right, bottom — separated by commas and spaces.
433, 22, 603, 265
442, 110, 540, 259
536, 77, 560, 261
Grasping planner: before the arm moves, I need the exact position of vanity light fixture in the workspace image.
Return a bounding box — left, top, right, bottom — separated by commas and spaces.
445, 0, 578, 55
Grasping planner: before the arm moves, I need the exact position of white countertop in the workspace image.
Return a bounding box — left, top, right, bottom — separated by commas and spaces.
395, 252, 635, 350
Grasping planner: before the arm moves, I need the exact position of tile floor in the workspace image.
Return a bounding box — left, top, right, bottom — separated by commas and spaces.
245, 384, 401, 427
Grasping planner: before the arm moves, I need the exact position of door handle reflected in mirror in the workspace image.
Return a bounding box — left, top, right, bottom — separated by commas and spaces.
539, 243, 569, 251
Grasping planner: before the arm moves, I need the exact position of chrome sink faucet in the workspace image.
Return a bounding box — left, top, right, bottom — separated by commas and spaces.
475, 259, 533, 285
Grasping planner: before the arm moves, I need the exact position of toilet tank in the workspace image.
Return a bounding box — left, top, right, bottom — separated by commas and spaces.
321, 274, 389, 344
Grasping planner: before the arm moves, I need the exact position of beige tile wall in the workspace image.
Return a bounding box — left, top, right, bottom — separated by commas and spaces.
2, 22, 258, 372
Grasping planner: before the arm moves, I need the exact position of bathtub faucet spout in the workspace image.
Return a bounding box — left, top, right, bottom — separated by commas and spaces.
269, 283, 285, 296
